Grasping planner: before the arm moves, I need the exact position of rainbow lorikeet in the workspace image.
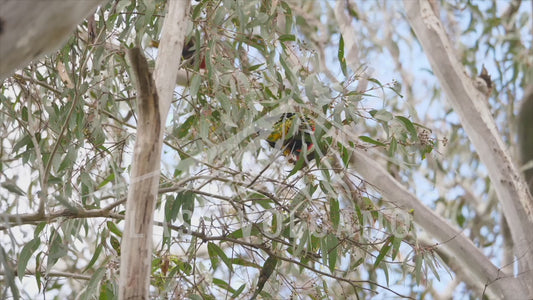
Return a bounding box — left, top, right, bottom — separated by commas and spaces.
266, 113, 315, 162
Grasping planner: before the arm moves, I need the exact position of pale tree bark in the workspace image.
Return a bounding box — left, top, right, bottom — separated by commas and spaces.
335, 0, 532, 297
403, 0, 533, 296
0, 0, 107, 81
349, 150, 528, 299
117, 1, 190, 299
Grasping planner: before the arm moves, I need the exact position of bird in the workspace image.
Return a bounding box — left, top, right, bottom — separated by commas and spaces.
181, 39, 206, 70
149, 39, 206, 70
266, 113, 315, 163
474, 65, 493, 97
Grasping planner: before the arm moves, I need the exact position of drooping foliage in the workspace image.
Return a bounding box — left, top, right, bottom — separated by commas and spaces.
1, 0, 531, 299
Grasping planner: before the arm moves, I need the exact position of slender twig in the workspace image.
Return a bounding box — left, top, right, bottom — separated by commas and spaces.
3, 269, 92, 281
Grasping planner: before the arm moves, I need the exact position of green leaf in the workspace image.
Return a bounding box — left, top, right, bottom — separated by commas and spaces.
247, 63, 264, 72
250, 192, 272, 209
338, 35, 347, 76
12, 135, 32, 153
80, 172, 93, 189
352, 257, 364, 269
231, 284, 246, 298
99, 280, 116, 300
207, 242, 233, 271
373, 109, 393, 122
303, 76, 317, 103
326, 234, 338, 273
329, 198, 340, 230
110, 236, 121, 255
35, 222, 46, 237
368, 77, 384, 88
339, 142, 351, 166
456, 210, 466, 227
35, 252, 43, 292
213, 277, 235, 293
58, 147, 78, 173
176, 115, 197, 139
248, 12, 269, 27
292, 229, 309, 258
425, 253, 441, 281
80, 266, 106, 300
180, 191, 195, 226
1, 246, 20, 299
97, 173, 115, 189
288, 153, 306, 176
289, 191, 310, 215
354, 204, 364, 229
414, 253, 423, 285
207, 242, 220, 270
388, 136, 398, 156
395, 116, 418, 140
359, 136, 386, 147
246, 35, 266, 53
47, 230, 68, 269
165, 194, 182, 222
391, 235, 402, 260
18, 238, 41, 281
374, 237, 391, 268
231, 257, 257, 268
279, 55, 297, 88
382, 261, 390, 286
278, 34, 296, 42
1, 180, 26, 196
83, 243, 103, 272
106, 221, 122, 238
228, 224, 261, 239
189, 74, 201, 97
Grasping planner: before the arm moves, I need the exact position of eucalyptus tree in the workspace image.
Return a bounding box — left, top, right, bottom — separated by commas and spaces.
1, 0, 531, 299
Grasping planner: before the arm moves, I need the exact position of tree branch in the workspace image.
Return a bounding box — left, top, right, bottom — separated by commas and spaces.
349, 148, 528, 298
403, 0, 533, 294
118, 47, 162, 299
0, 0, 107, 80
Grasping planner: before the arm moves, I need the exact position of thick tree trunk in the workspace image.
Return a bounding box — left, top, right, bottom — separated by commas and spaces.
117, 1, 190, 299
118, 47, 162, 299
